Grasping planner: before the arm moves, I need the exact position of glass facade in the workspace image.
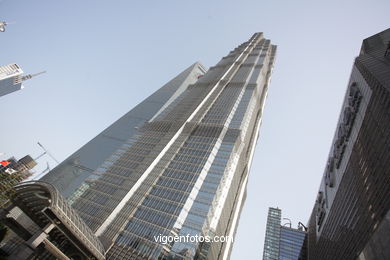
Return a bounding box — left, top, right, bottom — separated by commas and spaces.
98, 32, 277, 259
41, 62, 207, 199
279, 227, 306, 260
263, 208, 281, 260
1, 33, 277, 260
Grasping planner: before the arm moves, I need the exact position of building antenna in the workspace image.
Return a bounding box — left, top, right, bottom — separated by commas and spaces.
37, 142, 59, 164
34, 150, 46, 161
20, 71, 46, 82
283, 218, 292, 228
298, 222, 307, 231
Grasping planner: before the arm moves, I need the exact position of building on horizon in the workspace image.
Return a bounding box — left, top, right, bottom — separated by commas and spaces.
0, 155, 38, 259
262, 207, 307, 260
307, 28, 390, 260
263, 207, 281, 260
0, 63, 45, 98
0, 155, 37, 207
0, 64, 24, 97
1, 32, 277, 259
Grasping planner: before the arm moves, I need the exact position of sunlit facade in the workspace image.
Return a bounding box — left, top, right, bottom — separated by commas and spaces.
0, 63, 24, 97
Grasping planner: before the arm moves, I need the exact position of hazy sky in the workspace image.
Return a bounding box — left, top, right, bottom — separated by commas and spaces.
0, 0, 388, 259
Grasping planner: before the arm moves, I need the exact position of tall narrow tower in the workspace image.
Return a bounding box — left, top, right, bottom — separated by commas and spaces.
307, 28, 390, 260
1, 32, 276, 260
263, 208, 282, 260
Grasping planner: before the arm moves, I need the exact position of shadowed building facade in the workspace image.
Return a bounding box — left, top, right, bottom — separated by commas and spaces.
1, 32, 276, 259
307, 28, 390, 260
0, 64, 25, 97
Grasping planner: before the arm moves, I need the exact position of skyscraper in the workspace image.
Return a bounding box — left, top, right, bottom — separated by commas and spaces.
41, 61, 207, 200
1, 32, 276, 259
279, 226, 307, 260
307, 28, 390, 260
262, 207, 307, 260
263, 208, 282, 260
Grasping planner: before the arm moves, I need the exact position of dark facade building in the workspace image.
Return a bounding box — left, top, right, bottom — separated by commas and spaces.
262, 207, 307, 260
1, 32, 277, 259
0, 155, 37, 258
0, 64, 25, 98
308, 28, 390, 260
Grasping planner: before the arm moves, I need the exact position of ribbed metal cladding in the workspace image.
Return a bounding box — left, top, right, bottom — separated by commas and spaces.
307, 29, 390, 260
308, 63, 390, 260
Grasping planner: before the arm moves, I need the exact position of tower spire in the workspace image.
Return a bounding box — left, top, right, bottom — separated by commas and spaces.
20, 71, 46, 81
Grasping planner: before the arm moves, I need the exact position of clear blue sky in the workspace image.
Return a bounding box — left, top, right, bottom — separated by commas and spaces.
0, 0, 388, 259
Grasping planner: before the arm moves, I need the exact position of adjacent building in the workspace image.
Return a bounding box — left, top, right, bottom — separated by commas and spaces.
263, 208, 281, 260
0, 155, 36, 207
262, 207, 307, 260
1, 32, 277, 259
307, 28, 390, 260
0, 64, 24, 97
0, 155, 38, 258
279, 226, 307, 260
0, 63, 44, 98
